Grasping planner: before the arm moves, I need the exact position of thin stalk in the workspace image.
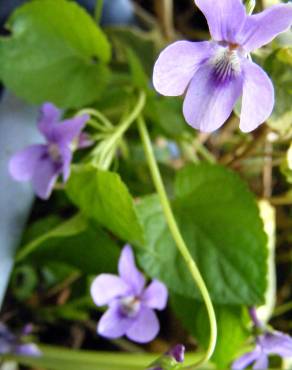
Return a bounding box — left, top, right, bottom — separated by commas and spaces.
137, 115, 217, 368
78, 108, 113, 129
94, 0, 104, 24
98, 92, 146, 169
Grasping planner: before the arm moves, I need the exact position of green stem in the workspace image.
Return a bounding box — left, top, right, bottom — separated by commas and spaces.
272, 301, 292, 318
94, 0, 104, 24
78, 108, 113, 129
99, 91, 146, 170
137, 115, 217, 368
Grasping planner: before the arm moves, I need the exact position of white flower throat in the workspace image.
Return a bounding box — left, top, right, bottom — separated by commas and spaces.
210, 43, 242, 82
120, 296, 141, 318
48, 143, 62, 163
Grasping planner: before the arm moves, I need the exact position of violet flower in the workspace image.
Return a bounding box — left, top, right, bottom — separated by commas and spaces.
148, 344, 185, 370
9, 103, 89, 200
232, 308, 292, 369
153, 0, 292, 133
90, 245, 168, 343
0, 323, 41, 357
232, 331, 292, 370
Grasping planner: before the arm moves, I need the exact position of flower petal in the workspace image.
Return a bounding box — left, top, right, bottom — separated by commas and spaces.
153, 41, 214, 96
142, 280, 168, 310
38, 103, 61, 140
232, 349, 261, 370
59, 145, 72, 182
126, 307, 159, 343
52, 115, 89, 145
183, 64, 243, 132
237, 4, 292, 53
240, 60, 274, 133
9, 145, 46, 181
91, 274, 130, 307
118, 245, 145, 295
98, 303, 134, 339
195, 0, 246, 43
253, 353, 268, 370
15, 344, 42, 357
31, 156, 59, 199
260, 332, 292, 358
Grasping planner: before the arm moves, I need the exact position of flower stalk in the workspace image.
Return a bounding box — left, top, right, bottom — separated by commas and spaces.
137, 115, 217, 368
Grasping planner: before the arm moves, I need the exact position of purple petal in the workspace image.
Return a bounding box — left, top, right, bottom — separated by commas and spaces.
9, 145, 47, 181
232, 349, 261, 370
52, 115, 89, 145
253, 353, 268, 370
38, 103, 61, 141
126, 307, 159, 343
240, 60, 274, 133
237, 4, 292, 53
118, 245, 145, 295
183, 64, 243, 132
91, 274, 130, 307
15, 344, 42, 357
31, 156, 59, 199
260, 331, 292, 358
142, 280, 168, 310
195, 0, 246, 43
153, 41, 214, 96
98, 303, 133, 339
167, 344, 185, 363
59, 145, 72, 182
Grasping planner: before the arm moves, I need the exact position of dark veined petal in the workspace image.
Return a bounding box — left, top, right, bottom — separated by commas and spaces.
183, 63, 243, 132
153, 41, 214, 96
240, 60, 274, 133
195, 0, 246, 43
237, 4, 292, 53
9, 144, 47, 181
90, 274, 130, 307
141, 280, 168, 310
126, 307, 159, 343
97, 302, 134, 339
118, 245, 146, 295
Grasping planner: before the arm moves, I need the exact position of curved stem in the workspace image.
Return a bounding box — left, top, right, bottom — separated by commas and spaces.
99, 91, 146, 170
137, 115, 217, 368
77, 108, 113, 128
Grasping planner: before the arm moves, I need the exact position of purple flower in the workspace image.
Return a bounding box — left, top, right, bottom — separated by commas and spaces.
147, 344, 185, 370
153, 0, 292, 133
0, 323, 41, 357
90, 245, 168, 343
9, 103, 89, 199
232, 331, 292, 370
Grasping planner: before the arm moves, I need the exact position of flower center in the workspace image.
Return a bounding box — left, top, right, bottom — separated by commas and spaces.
119, 296, 141, 318
48, 143, 62, 163
210, 46, 241, 83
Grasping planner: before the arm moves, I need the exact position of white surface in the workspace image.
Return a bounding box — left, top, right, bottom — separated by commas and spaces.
0, 91, 40, 309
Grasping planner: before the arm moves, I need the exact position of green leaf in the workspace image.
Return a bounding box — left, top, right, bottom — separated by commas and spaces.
0, 0, 111, 108
66, 165, 144, 244
171, 294, 249, 368
137, 163, 267, 305
19, 217, 120, 275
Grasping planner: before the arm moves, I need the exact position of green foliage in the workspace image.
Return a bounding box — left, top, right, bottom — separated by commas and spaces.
171, 294, 249, 368
137, 163, 267, 305
0, 0, 111, 108
18, 214, 120, 274
66, 165, 144, 244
